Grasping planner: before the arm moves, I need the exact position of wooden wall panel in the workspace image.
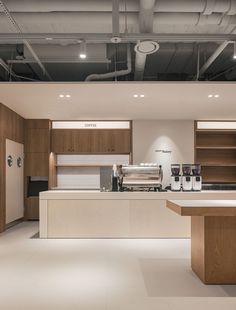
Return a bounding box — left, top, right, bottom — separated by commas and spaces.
0, 103, 24, 232
24, 153, 49, 176
24, 129, 50, 153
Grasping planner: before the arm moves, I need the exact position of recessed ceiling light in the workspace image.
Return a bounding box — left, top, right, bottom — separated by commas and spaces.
65, 94, 71, 98
59, 94, 64, 98
133, 94, 138, 98
45, 37, 53, 41
214, 94, 219, 98
140, 94, 145, 98
208, 94, 213, 98
79, 53, 87, 59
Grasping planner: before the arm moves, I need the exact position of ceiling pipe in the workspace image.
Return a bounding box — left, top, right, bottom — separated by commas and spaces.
112, 0, 120, 38
134, 0, 156, 81
0, 0, 52, 81
8, 58, 111, 64
85, 44, 131, 81
196, 40, 230, 79
0, 58, 36, 81
0, 0, 235, 14
0, 33, 236, 43
0, 58, 14, 77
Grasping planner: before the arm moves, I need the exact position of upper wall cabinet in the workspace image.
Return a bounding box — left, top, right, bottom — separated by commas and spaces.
51, 129, 131, 154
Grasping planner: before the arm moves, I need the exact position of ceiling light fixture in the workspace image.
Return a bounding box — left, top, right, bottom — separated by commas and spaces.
208, 94, 220, 99
65, 94, 71, 98
59, 94, 64, 98
133, 94, 145, 98
79, 41, 87, 59
233, 42, 236, 59
45, 37, 53, 41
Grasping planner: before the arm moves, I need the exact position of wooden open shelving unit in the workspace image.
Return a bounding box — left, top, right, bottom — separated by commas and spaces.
195, 121, 236, 183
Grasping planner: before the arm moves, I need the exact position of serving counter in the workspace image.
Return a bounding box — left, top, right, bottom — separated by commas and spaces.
39, 190, 236, 239
167, 199, 236, 284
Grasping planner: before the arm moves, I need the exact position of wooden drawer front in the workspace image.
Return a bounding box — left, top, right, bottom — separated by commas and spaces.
25, 129, 50, 153
25, 153, 49, 176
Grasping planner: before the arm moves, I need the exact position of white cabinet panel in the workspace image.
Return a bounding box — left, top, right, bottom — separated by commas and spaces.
5, 139, 24, 224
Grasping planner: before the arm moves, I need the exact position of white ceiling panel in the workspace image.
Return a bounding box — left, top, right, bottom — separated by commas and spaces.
0, 82, 235, 120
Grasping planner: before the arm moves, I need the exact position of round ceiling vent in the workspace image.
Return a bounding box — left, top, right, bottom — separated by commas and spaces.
111, 36, 122, 43
134, 41, 159, 55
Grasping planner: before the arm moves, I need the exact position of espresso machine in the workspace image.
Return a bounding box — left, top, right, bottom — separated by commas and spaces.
118, 164, 163, 191
192, 164, 202, 191
171, 164, 181, 191
182, 164, 192, 191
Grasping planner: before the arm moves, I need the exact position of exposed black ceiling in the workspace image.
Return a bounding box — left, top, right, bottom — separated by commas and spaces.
0, 0, 236, 82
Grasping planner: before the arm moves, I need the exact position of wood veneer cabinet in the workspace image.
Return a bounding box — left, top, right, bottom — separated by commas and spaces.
195, 121, 236, 183
24, 119, 51, 220
51, 129, 131, 154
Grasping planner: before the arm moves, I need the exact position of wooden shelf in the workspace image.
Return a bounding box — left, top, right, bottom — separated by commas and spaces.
196, 146, 236, 150
196, 129, 236, 134
195, 120, 236, 183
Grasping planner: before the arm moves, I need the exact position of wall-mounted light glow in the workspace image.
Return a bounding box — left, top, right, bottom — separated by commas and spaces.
79, 41, 87, 59
233, 42, 236, 59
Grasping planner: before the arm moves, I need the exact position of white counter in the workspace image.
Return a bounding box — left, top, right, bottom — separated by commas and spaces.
39, 190, 236, 239
40, 190, 236, 200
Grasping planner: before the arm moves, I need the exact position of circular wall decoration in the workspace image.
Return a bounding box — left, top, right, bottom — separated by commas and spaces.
7, 155, 13, 167
17, 157, 22, 168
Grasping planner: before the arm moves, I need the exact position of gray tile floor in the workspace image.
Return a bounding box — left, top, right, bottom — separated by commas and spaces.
0, 222, 236, 310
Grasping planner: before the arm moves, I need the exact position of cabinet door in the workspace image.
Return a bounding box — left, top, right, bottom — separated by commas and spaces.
71, 130, 93, 153
111, 130, 131, 153
51, 129, 73, 153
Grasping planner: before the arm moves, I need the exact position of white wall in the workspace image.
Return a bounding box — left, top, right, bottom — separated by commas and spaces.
133, 120, 194, 187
